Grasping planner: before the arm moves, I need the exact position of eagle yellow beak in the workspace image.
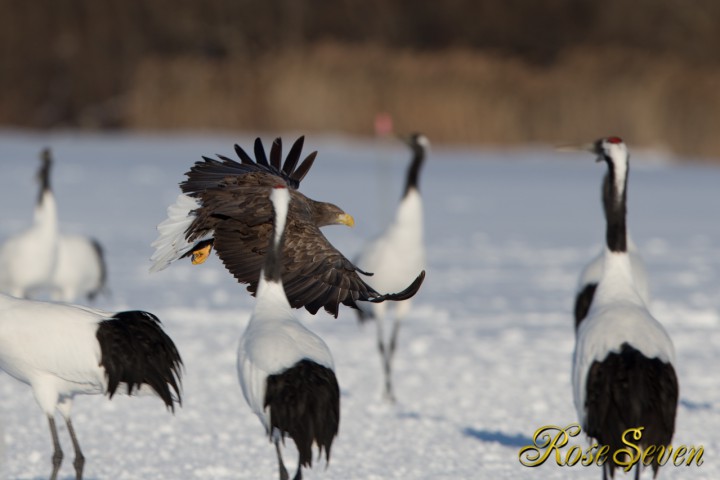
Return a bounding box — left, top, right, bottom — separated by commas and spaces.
338, 213, 355, 227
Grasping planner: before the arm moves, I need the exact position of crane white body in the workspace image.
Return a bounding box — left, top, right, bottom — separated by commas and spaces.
49, 234, 106, 302
0, 292, 182, 480
0, 190, 58, 298
0, 295, 108, 409
356, 189, 425, 319
573, 251, 675, 424
574, 237, 650, 328
577, 238, 649, 304
238, 279, 335, 433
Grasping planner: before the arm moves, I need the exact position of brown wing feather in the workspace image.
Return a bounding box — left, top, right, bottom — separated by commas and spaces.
209, 198, 421, 317
269, 138, 282, 170
173, 136, 426, 316
279, 221, 378, 316
282, 136, 304, 175
183, 137, 316, 194
184, 178, 280, 243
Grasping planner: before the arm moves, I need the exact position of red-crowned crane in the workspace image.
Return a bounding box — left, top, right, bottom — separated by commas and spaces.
237, 186, 339, 480
354, 133, 428, 401
49, 234, 108, 302
0, 295, 182, 480
572, 137, 678, 480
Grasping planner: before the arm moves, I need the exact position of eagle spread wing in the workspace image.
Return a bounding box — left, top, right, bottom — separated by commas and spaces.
154, 136, 425, 317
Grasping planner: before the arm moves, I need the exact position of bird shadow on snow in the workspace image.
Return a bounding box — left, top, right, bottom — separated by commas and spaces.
15, 476, 99, 480
462, 427, 533, 448
14, 478, 86, 480
390, 408, 533, 449
680, 398, 714, 411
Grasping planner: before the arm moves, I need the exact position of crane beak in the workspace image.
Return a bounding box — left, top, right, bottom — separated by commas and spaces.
556, 142, 595, 153
556, 142, 601, 160
395, 133, 412, 147
338, 213, 355, 228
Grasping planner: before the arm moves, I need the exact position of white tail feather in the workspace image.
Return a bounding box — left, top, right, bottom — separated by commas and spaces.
150, 194, 208, 272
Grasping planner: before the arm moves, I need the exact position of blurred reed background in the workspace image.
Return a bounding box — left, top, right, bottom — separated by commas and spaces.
2, 0, 720, 159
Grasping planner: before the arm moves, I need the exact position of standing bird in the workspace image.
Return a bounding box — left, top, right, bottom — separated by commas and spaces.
151, 136, 425, 317
238, 186, 339, 480
0, 294, 183, 480
50, 234, 108, 302
0, 148, 58, 298
354, 133, 428, 401
572, 137, 678, 480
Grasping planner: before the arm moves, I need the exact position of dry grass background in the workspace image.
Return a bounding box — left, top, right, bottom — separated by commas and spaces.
2, 0, 720, 159
126, 45, 720, 157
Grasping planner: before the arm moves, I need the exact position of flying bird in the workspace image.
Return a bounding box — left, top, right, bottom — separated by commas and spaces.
0, 148, 58, 298
0, 294, 183, 480
354, 133, 428, 401
571, 137, 678, 480
238, 186, 340, 480
151, 136, 425, 317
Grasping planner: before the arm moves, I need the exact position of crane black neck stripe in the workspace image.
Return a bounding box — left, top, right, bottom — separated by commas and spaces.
603, 156, 628, 253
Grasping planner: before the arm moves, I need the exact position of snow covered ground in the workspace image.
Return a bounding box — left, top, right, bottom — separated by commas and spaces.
0, 131, 718, 479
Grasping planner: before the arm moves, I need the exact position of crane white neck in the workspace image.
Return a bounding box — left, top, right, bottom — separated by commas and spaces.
255, 187, 292, 316
33, 190, 58, 232
381, 187, 424, 256
261, 187, 290, 284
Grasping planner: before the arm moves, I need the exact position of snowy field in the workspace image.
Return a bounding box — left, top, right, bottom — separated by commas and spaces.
0, 130, 718, 479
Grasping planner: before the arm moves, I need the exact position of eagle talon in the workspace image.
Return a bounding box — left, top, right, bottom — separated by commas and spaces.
191, 243, 213, 265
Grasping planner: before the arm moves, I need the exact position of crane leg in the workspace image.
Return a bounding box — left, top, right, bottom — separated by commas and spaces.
375, 316, 396, 402
47, 416, 64, 480
275, 439, 289, 480
65, 418, 85, 479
